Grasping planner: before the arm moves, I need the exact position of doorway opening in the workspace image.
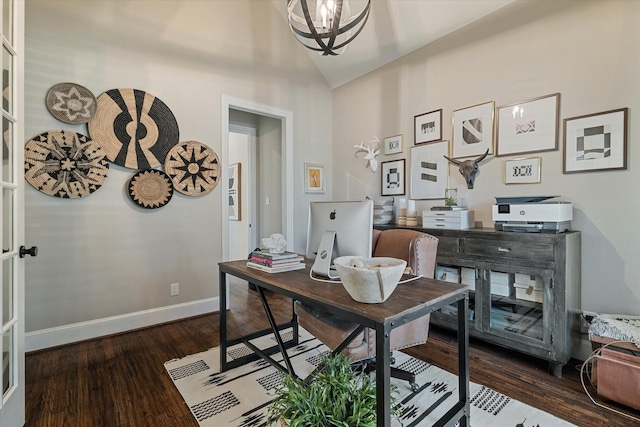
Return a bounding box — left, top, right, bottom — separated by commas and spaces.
221, 96, 293, 263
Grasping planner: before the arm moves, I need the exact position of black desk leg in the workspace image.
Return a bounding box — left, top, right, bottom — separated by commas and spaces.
219, 270, 229, 372
255, 285, 297, 378
375, 324, 392, 427
458, 293, 470, 426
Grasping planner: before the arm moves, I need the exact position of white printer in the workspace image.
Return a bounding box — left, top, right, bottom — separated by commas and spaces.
492, 195, 572, 233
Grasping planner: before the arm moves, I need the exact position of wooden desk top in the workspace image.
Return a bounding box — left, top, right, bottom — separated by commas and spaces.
219, 260, 468, 328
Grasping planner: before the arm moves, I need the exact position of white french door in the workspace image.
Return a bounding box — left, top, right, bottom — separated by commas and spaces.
0, 0, 24, 426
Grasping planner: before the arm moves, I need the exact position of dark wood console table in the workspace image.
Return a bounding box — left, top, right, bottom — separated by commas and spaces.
375, 225, 581, 378
219, 259, 471, 427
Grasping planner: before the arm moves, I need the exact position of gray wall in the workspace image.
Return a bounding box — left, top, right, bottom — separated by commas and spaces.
332, 1, 640, 315
24, 0, 332, 333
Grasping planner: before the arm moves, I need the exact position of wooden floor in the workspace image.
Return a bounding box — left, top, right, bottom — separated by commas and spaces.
25, 284, 639, 426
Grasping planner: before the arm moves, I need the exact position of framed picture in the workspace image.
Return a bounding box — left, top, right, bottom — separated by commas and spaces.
452, 101, 494, 158
496, 93, 560, 157
304, 162, 325, 193
504, 157, 541, 184
410, 140, 449, 199
381, 159, 405, 196
563, 108, 628, 173
228, 163, 241, 220
414, 109, 442, 144
383, 134, 403, 155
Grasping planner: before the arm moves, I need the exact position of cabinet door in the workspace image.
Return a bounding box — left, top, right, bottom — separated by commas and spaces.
432, 261, 481, 330
482, 263, 554, 351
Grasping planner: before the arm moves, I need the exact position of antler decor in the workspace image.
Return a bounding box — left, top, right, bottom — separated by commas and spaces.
354, 137, 381, 172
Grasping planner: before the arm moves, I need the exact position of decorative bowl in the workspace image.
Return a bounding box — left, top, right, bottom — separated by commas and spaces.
334, 256, 407, 303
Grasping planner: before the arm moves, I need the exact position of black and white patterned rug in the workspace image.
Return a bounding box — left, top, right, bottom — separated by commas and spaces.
164, 329, 576, 427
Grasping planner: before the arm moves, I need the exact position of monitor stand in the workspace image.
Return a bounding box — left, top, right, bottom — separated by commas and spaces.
311, 230, 339, 279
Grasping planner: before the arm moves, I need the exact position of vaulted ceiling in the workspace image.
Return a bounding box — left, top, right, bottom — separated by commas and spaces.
270, 0, 516, 88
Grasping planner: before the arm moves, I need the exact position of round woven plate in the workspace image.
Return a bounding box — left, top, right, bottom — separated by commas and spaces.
128, 169, 174, 209
164, 140, 220, 197
45, 82, 97, 125
88, 88, 179, 170
24, 130, 110, 198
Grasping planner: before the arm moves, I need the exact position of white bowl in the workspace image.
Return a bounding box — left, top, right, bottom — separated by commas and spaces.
334, 256, 407, 303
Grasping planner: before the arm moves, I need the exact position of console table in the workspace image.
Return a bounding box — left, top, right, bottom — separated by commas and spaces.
375, 225, 581, 377
219, 259, 471, 427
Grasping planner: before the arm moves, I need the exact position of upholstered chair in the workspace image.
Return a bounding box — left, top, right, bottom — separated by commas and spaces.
295, 228, 439, 391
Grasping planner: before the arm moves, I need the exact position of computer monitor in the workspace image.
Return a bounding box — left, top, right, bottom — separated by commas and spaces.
306, 200, 374, 279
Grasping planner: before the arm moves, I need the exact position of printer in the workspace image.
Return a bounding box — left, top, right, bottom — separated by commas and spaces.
492, 195, 572, 233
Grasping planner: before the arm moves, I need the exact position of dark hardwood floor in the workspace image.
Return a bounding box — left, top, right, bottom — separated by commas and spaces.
25, 283, 639, 426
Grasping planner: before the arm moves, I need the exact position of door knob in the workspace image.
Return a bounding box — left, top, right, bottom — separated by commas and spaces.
19, 246, 38, 258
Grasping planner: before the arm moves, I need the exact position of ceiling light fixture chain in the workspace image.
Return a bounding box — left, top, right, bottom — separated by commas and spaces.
287, 0, 371, 56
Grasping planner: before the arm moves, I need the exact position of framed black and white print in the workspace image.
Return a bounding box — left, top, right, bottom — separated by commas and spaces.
410, 140, 449, 199
563, 108, 628, 174
228, 163, 241, 220
414, 109, 442, 144
452, 101, 494, 158
381, 159, 405, 196
384, 134, 403, 155
504, 157, 541, 184
496, 93, 560, 157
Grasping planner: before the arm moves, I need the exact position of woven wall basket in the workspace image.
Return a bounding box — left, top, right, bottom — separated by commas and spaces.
24, 130, 110, 198
88, 88, 179, 170
128, 169, 174, 209
45, 82, 97, 125
164, 140, 220, 197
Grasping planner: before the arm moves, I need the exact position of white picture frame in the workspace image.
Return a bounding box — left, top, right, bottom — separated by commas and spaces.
304, 162, 325, 193
384, 134, 403, 155
452, 101, 494, 158
504, 157, 541, 184
410, 141, 449, 199
228, 162, 241, 220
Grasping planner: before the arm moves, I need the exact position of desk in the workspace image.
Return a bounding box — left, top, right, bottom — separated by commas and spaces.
219, 260, 470, 427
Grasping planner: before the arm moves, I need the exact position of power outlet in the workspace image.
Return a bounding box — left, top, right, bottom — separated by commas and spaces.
580, 310, 598, 334
170, 283, 179, 296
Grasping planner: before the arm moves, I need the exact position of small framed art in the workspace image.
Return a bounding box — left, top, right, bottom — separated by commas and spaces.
504, 157, 541, 184
414, 109, 442, 144
228, 163, 241, 220
563, 108, 628, 174
410, 140, 449, 199
381, 159, 405, 196
304, 162, 325, 193
452, 101, 494, 158
384, 134, 403, 155
496, 93, 560, 157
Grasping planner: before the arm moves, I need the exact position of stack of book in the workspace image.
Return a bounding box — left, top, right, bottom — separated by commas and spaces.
247, 250, 305, 273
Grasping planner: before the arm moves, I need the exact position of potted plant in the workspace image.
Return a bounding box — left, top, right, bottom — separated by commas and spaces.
267, 353, 401, 426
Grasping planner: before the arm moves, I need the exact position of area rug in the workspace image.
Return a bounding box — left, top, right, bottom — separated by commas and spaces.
164, 329, 577, 427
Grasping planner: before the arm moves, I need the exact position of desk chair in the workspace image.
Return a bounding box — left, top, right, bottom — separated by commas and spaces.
295, 228, 439, 391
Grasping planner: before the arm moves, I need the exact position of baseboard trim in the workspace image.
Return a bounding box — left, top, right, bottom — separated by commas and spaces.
26, 297, 220, 352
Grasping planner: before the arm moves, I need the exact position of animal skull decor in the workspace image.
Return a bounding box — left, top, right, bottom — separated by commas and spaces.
354, 137, 381, 172
443, 148, 490, 189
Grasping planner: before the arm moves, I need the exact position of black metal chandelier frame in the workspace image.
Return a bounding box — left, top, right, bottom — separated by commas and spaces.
288, 0, 371, 56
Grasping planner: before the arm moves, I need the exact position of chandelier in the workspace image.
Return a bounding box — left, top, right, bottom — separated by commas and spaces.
287, 0, 371, 56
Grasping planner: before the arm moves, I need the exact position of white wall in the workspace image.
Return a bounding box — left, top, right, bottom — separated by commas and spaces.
332, 1, 640, 316
24, 0, 333, 337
